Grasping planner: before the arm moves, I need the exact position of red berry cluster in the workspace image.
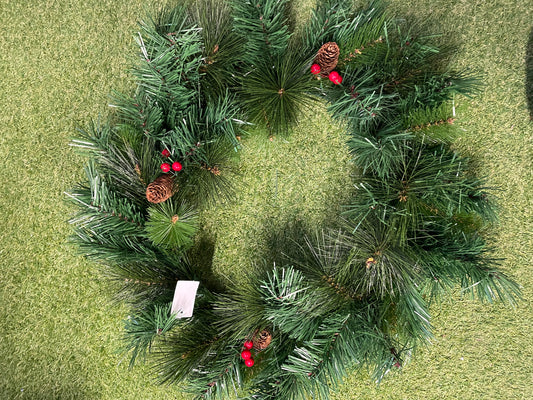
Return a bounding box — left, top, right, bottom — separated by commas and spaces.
310, 64, 343, 85
240, 340, 255, 367
160, 149, 183, 173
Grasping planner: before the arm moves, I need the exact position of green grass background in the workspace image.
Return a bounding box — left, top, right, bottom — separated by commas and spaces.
0, 0, 531, 398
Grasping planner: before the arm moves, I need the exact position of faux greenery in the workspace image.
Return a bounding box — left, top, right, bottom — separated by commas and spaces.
145, 200, 199, 249
2, 0, 530, 399
240, 49, 318, 135
62, 1, 524, 399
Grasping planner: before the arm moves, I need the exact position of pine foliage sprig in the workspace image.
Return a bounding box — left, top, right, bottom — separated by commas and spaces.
346, 124, 413, 179
71, 120, 159, 205
337, 219, 421, 299
145, 200, 199, 249
65, 1, 523, 399
397, 70, 481, 113
175, 138, 236, 205
154, 305, 242, 392
417, 230, 521, 305
259, 267, 327, 342
345, 141, 497, 244
279, 313, 368, 399
299, 0, 363, 58
184, 340, 244, 399
160, 95, 241, 155
403, 102, 457, 142
101, 249, 193, 284
191, 0, 246, 98
68, 162, 145, 248
109, 90, 164, 138
324, 67, 397, 133
231, 0, 292, 63
122, 302, 179, 368
299, 226, 433, 343
240, 50, 317, 134
133, 6, 202, 115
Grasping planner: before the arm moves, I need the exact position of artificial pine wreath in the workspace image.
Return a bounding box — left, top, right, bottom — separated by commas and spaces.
68, 0, 521, 399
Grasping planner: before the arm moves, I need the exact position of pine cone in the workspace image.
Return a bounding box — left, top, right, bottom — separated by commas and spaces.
252, 329, 272, 351
146, 174, 175, 203
315, 42, 340, 75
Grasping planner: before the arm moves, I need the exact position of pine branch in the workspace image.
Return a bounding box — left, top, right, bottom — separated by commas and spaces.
122, 302, 179, 368
390, 285, 433, 343
345, 142, 497, 244
418, 230, 521, 305
161, 95, 241, 153
247, 300, 405, 400
298, 0, 360, 58
110, 4, 204, 137
410, 104, 454, 129
154, 307, 239, 388
106, 250, 196, 283
68, 163, 147, 251
279, 313, 360, 399
71, 121, 159, 206
70, 118, 113, 157
231, 0, 292, 63
324, 66, 397, 133
333, 1, 389, 64
172, 138, 236, 206
109, 90, 164, 137
346, 123, 413, 179
397, 70, 481, 111
185, 344, 243, 400
132, 28, 201, 113
190, 0, 246, 99
332, 217, 421, 299
68, 175, 144, 228
213, 266, 290, 341
114, 280, 175, 309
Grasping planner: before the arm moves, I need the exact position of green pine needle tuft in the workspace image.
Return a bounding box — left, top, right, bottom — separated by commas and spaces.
240, 49, 318, 135
145, 200, 198, 249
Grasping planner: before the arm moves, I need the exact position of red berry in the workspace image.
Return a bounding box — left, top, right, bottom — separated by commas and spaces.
243, 340, 254, 350
310, 63, 321, 75
161, 149, 170, 157
241, 350, 252, 360
328, 71, 342, 85
172, 161, 182, 172
160, 163, 171, 173
245, 358, 255, 367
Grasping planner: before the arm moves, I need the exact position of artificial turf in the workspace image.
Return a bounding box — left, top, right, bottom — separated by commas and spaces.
0, 0, 531, 399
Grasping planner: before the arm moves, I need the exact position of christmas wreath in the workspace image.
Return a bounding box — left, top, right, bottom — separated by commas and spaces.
68, 1, 520, 399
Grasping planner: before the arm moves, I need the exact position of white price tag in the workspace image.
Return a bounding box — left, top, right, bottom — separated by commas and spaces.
171, 280, 200, 318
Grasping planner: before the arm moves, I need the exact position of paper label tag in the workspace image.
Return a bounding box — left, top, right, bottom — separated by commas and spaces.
171, 280, 200, 318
